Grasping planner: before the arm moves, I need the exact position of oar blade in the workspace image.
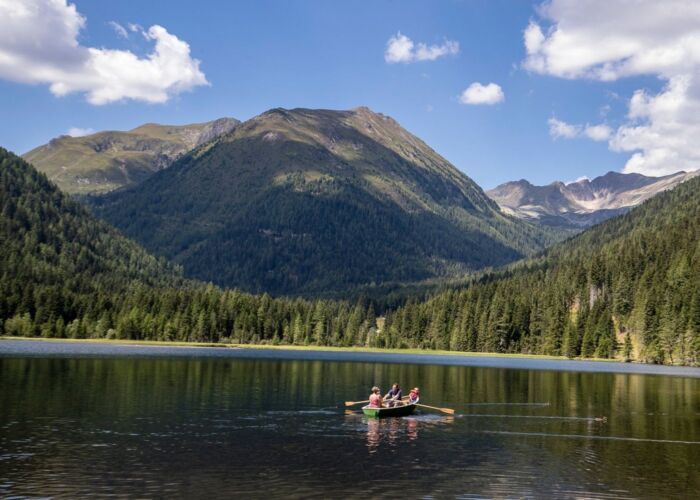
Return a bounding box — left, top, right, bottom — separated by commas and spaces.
441, 408, 455, 415
345, 400, 369, 407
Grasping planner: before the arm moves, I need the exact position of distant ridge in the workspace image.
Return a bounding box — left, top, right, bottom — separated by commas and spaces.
23, 117, 239, 194
487, 170, 700, 228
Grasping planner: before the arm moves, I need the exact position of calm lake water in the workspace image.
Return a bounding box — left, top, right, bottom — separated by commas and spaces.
1, 340, 699, 498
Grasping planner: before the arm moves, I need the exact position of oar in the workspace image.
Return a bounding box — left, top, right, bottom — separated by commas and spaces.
416, 403, 455, 415
345, 400, 369, 407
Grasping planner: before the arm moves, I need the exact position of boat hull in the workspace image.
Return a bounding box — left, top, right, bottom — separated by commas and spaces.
362, 402, 417, 418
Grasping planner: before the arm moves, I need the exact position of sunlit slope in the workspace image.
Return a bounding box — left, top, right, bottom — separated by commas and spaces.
23, 118, 238, 194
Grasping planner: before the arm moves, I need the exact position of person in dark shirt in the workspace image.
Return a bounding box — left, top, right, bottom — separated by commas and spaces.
383, 383, 402, 407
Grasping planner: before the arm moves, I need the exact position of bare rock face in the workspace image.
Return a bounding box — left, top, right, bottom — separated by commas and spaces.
23, 117, 240, 195
487, 170, 700, 228
194, 118, 239, 147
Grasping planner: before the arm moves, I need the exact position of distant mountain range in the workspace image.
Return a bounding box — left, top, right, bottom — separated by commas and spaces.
487, 171, 699, 228
90, 106, 560, 295
23, 118, 239, 194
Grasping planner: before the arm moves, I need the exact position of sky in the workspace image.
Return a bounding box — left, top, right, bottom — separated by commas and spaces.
1, 0, 698, 189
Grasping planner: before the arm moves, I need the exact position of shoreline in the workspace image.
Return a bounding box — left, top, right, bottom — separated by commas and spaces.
2, 336, 699, 377
0, 335, 605, 361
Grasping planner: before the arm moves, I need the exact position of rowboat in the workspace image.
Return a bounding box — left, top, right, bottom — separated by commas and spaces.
362, 399, 418, 418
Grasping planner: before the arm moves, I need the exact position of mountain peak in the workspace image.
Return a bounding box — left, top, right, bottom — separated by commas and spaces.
487, 170, 700, 229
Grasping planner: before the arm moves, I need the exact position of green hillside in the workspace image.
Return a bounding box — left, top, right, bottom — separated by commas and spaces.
0, 148, 377, 343
23, 118, 238, 194
378, 175, 700, 365
92, 107, 562, 295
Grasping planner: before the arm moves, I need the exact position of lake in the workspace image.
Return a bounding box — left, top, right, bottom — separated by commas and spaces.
1, 340, 699, 498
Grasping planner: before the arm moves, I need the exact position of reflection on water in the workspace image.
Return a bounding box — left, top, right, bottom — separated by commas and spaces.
0, 353, 699, 498
363, 416, 426, 452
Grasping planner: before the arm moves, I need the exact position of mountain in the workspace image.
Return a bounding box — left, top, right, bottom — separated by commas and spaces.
23, 118, 239, 195
383, 173, 700, 365
91, 107, 561, 296
487, 170, 699, 228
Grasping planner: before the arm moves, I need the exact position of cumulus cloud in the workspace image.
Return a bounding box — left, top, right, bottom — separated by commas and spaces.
548, 117, 580, 139
548, 117, 611, 141
459, 82, 504, 105
0, 0, 208, 105
385, 32, 459, 63
524, 0, 700, 175
584, 124, 612, 142
66, 127, 94, 137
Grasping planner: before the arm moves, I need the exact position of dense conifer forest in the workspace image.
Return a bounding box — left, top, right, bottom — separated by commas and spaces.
1, 148, 698, 365
382, 176, 700, 365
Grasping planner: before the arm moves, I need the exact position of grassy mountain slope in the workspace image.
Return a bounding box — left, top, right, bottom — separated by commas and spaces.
92, 107, 562, 295
382, 174, 700, 365
23, 118, 238, 194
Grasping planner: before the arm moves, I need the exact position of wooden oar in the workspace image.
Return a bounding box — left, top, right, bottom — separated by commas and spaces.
416, 403, 455, 415
344, 400, 369, 407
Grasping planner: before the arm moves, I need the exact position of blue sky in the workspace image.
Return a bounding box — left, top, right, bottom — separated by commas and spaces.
1, 0, 693, 189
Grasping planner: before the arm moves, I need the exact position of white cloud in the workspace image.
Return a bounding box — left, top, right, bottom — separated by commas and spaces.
584, 124, 612, 141
108, 21, 128, 39
66, 127, 94, 137
459, 82, 504, 105
524, 0, 700, 175
548, 117, 611, 141
385, 32, 459, 64
548, 117, 580, 139
0, 0, 208, 105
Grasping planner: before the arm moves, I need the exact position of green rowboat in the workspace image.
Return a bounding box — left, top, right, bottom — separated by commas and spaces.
362, 400, 418, 418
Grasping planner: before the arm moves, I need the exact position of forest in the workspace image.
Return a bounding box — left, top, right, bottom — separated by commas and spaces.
1, 148, 698, 365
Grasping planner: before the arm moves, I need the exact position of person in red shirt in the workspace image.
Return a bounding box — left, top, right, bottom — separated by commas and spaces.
368, 386, 383, 408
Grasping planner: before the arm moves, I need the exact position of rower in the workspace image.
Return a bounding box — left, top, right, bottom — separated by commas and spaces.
408, 387, 420, 404
368, 386, 383, 408
384, 383, 402, 407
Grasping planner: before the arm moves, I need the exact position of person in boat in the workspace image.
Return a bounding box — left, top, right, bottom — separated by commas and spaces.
368, 386, 383, 408
383, 383, 403, 407
408, 387, 420, 404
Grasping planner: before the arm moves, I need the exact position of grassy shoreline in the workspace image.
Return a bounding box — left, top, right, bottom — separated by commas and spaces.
0, 336, 619, 363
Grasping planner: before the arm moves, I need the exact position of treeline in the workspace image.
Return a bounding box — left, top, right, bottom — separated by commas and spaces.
2, 148, 698, 365
380, 175, 700, 365
2, 284, 379, 346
